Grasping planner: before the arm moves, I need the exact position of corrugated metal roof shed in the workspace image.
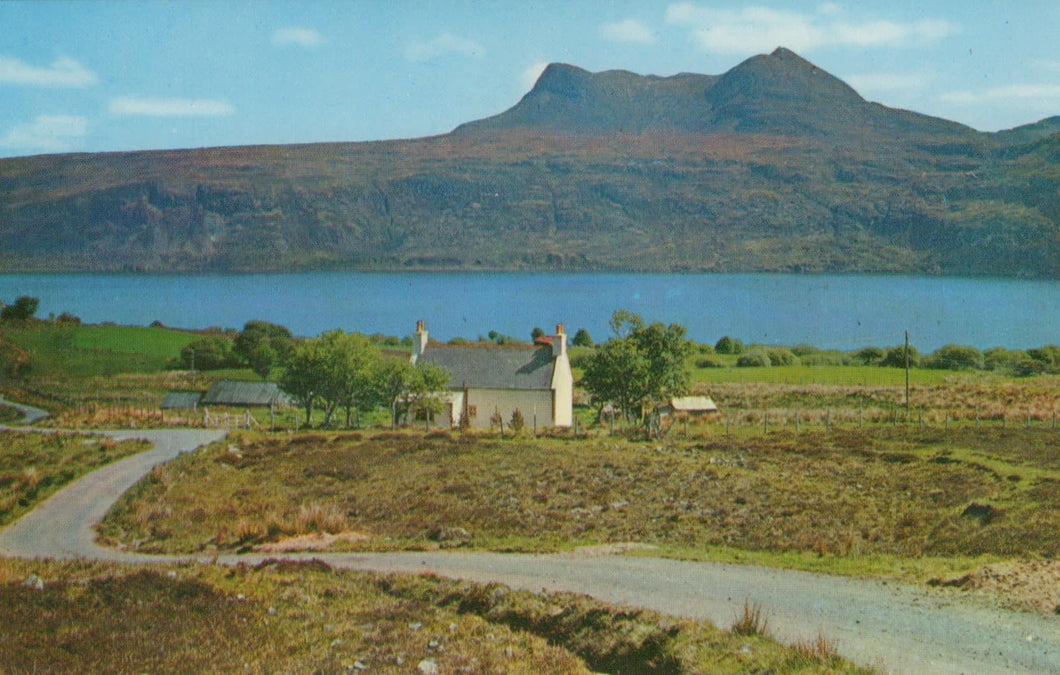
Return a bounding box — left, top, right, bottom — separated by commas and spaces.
669, 396, 718, 413
201, 380, 290, 406
419, 345, 554, 391
160, 391, 202, 410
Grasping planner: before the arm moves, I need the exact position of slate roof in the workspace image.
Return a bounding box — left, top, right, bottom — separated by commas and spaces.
160, 391, 203, 410
419, 345, 555, 391
201, 380, 291, 406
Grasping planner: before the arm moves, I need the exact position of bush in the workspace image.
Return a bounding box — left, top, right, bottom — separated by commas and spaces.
855, 346, 885, 365
927, 344, 984, 371
736, 349, 771, 367
55, 312, 81, 325
694, 356, 723, 369
715, 336, 744, 354
766, 347, 798, 366
509, 408, 525, 434
880, 345, 920, 368
979, 347, 1030, 372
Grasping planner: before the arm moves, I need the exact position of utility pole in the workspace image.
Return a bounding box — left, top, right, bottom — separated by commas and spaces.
904, 330, 911, 413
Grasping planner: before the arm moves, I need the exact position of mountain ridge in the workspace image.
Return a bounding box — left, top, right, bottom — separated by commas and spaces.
1, 48, 1057, 277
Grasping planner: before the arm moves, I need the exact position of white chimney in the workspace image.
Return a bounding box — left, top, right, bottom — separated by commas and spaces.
412, 320, 429, 362
552, 323, 567, 358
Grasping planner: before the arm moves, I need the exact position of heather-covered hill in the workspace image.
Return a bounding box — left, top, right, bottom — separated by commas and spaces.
1, 48, 1057, 276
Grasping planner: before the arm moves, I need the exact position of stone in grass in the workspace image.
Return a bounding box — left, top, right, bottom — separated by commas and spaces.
427, 526, 471, 543
417, 659, 439, 675
22, 575, 44, 591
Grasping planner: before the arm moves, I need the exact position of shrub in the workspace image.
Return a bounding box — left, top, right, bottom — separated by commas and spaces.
509, 408, 525, 434
55, 312, 81, 325
880, 345, 920, 368
766, 347, 798, 366
927, 344, 984, 370
695, 356, 723, 369
855, 346, 885, 365
736, 349, 771, 368
0, 296, 39, 322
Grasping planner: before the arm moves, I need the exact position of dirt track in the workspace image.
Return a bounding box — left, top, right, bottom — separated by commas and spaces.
1, 425, 1058, 674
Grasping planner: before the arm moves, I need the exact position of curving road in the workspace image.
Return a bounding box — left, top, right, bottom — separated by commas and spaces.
1, 423, 1059, 674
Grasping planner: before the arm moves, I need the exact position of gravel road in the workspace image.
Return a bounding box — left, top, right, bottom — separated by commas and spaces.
2, 425, 1058, 674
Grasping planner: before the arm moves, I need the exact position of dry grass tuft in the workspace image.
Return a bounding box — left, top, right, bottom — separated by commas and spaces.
731, 599, 770, 636
791, 631, 841, 664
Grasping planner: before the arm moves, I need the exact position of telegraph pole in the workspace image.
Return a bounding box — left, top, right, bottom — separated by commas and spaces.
904, 330, 911, 413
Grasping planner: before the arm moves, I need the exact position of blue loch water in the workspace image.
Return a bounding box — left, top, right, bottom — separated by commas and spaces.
1, 272, 1058, 351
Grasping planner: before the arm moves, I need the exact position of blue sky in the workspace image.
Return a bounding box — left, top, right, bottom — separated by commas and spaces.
1, 0, 1058, 158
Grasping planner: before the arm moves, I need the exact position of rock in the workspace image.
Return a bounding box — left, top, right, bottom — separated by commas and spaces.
22, 575, 44, 591
427, 526, 471, 543
417, 659, 439, 675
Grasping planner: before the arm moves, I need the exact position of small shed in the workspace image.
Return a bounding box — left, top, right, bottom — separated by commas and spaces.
160, 391, 203, 410
657, 396, 719, 417
200, 381, 291, 407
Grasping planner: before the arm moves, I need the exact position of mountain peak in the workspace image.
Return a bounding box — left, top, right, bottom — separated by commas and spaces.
454, 48, 972, 140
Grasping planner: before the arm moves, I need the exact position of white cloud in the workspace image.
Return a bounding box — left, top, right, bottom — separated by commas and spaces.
665, 3, 959, 55
817, 3, 843, 17
844, 72, 932, 92
600, 19, 656, 44
404, 32, 484, 62
272, 27, 324, 48
665, 5, 826, 54
1030, 59, 1060, 73
521, 62, 550, 92
0, 55, 97, 87
941, 84, 1060, 104
0, 115, 87, 153
109, 97, 236, 117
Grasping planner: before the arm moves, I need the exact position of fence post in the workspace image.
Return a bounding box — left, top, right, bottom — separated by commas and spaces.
796, 411, 801, 433
764, 411, 768, 434
826, 409, 831, 431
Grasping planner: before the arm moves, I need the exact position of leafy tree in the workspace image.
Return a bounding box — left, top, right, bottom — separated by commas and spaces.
1, 296, 40, 322
572, 328, 594, 347
406, 361, 450, 425
581, 310, 693, 425
530, 326, 546, 341
1028, 345, 1060, 371
714, 336, 744, 355
766, 346, 798, 366
315, 331, 380, 427
281, 338, 329, 426
234, 320, 294, 380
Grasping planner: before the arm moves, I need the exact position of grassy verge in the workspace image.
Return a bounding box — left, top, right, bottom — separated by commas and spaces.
100, 428, 1060, 582
0, 557, 866, 674
0, 430, 148, 527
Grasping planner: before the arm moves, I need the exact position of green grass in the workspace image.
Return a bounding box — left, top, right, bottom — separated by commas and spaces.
0, 430, 148, 527
1, 322, 199, 378
692, 362, 995, 387
101, 428, 1060, 585
0, 557, 867, 674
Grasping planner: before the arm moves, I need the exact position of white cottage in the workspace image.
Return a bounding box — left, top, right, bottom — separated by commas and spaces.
410, 321, 573, 429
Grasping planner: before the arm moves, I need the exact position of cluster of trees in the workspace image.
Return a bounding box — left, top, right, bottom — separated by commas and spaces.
280, 330, 448, 427
579, 310, 693, 425
179, 320, 294, 378
698, 336, 1060, 376
0, 296, 39, 322
178, 320, 451, 427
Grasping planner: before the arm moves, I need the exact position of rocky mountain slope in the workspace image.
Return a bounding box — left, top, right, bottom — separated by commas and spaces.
1, 48, 1057, 276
